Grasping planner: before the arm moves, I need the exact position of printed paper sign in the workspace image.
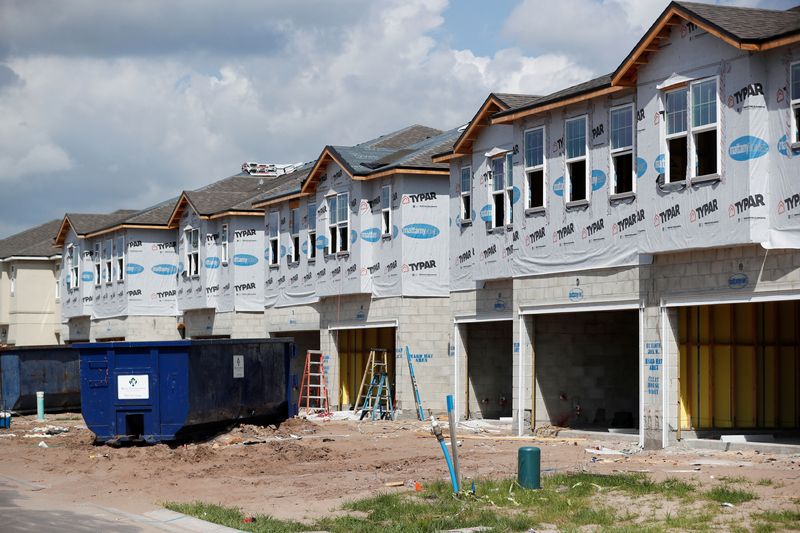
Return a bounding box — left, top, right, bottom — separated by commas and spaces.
233, 355, 244, 378
117, 374, 149, 400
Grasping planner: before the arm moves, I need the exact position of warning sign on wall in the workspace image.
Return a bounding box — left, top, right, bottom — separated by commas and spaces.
117, 374, 149, 400
233, 355, 244, 378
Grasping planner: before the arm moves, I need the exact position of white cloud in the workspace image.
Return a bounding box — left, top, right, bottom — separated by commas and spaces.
503, 0, 793, 73
0, 0, 597, 236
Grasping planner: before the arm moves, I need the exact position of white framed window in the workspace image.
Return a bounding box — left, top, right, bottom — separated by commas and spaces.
524, 127, 545, 209
221, 224, 229, 265
114, 235, 124, 282
307, 203, 317, 260
55, 265, 60, 300
268, 211, 279, 266
793, 62, 800, 144
9, 265, 15, 297
381, 185, 391, 236
663, 78, 719, 183
610, 104, 635, 194
664, 87, 688, 182
328, 192, 349, 254
290, 207, 300, 263
185, 227, 199, 276
103, 239, 113, 284
490, 153, 513, 228
460, 166, 472, 222
690, 78, 719, 178
93, 242, 101, 287
565, 115, 588, 202
67, 244, 79, 290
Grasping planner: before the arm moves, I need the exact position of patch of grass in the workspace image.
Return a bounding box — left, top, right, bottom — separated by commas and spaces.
751, 509, 800, 529
164, 502, 306, 533
717, 476, 748, 484
663, 509, 715, 531
756, 478, 773, 486
167, 473, 708, 533
705, 485, 756, 505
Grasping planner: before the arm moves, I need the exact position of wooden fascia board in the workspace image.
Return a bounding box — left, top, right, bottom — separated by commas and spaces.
611, 6, 767, 86
451, 96, 508, 155
760, 33, 800, 51
299, 149, 354, 195
54, 217, 73, 247
86, 224, 170, 239
209, 210, 265, 219
352, 168, 450, 181
254, 192, 306, 209
491, 85, 625, 124
166, 193, 193, 228
431, 152, 458, 164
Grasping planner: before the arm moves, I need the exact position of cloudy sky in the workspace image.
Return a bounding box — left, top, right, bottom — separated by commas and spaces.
0, 0, 794, 238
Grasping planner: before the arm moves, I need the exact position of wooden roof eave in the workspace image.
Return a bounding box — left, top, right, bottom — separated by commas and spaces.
166, 193, 201, 228
86, 224, 171, 239
253, 191, 307, 210
491, 85, 626, 125
299, 148, 355, 196
611, 4, 777, 87
53, 216, 74, 247
450, 95, 509, 156
351, 168, 449, 181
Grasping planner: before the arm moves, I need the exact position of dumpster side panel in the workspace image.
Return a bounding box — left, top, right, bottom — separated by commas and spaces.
1, 347, 80, 413
80, 349, 113, 440
185, 339, 291, 427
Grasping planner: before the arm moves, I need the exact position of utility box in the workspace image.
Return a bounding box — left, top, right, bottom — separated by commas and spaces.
76, 339, 294, 443
0, 346, 81, 414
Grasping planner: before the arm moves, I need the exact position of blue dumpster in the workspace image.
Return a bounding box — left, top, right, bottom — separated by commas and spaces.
0, 346, 80, 414
76, 339, 295, 443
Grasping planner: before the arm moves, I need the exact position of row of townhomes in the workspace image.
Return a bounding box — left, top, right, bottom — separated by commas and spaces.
0, 219, 62, 346
7, 1, 796, 448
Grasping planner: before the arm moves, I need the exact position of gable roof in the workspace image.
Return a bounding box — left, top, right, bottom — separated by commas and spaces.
431, 92, 542, 161
250, 162, 316, 209
166, 172, 294, 225
613, 1, 800, 86
299, 124, 452, 195
54, 209, 139, 246
492, 74, 619, 124
0, 219, 63, 260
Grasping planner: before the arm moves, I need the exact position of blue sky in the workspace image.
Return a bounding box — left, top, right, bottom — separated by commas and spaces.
0, 0, 795, 239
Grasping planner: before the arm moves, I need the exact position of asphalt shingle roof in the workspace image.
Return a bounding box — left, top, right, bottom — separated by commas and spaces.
674, 1, 800, 42
65, 210, 139, 236
493, 93, 542, 110
358, 124, 442, 150
0, 219, 63, 259
240, 162, 316, 207
493, 74, 613, 119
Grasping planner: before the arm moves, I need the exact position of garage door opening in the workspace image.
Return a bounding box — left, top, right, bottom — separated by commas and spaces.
270, 330, 320, 415
533, 310, 639, 431
679, 302, 800, 436
336, 327, 395, 411
465, 320, 513, 419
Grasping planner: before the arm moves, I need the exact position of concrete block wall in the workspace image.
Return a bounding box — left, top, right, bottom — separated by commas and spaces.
317, 294, 451, 417
451, 280, 513, 319
264, 304, 321, 335
63, 316, 90, 342
91, 316, 180, 341
465, 320, 513, 419
512, 265, 643, 435
532, 311, 638, 429
183, 309, 267, 339
230, 311, 266, 339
